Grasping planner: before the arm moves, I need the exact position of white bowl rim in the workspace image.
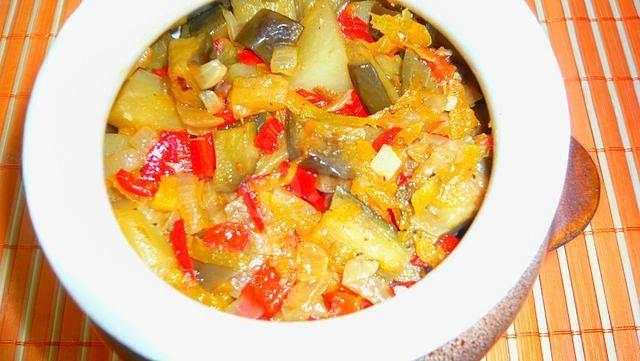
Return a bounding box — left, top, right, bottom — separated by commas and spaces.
22, 0, 570, 360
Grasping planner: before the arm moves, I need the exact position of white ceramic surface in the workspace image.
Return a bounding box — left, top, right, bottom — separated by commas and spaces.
22, 0, 570, 360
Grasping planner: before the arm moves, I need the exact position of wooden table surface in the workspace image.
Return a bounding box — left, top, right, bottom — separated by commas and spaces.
1, 0, 639, 359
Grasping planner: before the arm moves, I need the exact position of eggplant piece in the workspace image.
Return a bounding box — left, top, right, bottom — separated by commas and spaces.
214, 122, 260, 192
401, 49, 436, 93
181, 2, 228, 40
235, 9, 303, 63
348, 63, 392, 114
300, 153, 354, 179
285, 111, 304, 160
193, 259, 238, 290
313, 187, 409, 274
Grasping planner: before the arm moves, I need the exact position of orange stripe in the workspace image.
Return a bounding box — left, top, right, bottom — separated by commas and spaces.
61, 0, 81, 26
513, 294, 544, 360
614, 0, 640, 69
564, 237, 609, 360
87, 327, 111, 361
486, 336, 511, 361
539, 252, 577, 360
55, 296, 84, 360
0, 248, 36, 360
22, 260, 58, 361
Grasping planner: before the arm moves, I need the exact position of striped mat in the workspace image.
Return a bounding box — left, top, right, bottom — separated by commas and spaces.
1, 0, 639, 360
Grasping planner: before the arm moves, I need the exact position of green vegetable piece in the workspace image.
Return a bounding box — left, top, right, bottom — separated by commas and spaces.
235, 9, 303, 63
316, 187, 410, 274
214, 122, 260, 192
401, 49, 436, 94
181, 2, 228, 39
348, 62, 392, 114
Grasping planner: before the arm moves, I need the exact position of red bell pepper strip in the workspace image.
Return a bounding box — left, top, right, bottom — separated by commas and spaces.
410, 254, 431, 270
397, 171, 411, 186
278, 161, 291, 178
285, 167, 331, 212
334, 90, 369, 117
214, 105, 238, 129
422, 48, 457, 82
239, 264, 291, 318
437, 234, 460, 254
237, 181, 265, 232
372, 127, 402, 152
387, 208, 400, 231
237, 48, 264, 65
213, 38, 224, 53
152, 67, 168, 77
114, 169, 159, 197
202, 222, 251, 252
188, 133, 216, 180
323, 287, 372, 317
390, 281, 416, 296
338, 4, 374, 42
296, 89, 329, 108
254, 117, 284, 154
170, 219, 196, 278
140, 130, 192, 181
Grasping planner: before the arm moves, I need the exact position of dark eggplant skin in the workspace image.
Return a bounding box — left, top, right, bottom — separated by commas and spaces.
285, 111, 304, 160
348, 63, 392, 114
299, 152, 355, 180
181, 2, 229, 40
235, 9, 303, 63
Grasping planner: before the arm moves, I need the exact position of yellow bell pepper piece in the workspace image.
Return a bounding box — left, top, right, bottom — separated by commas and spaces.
151, 176, 179, 211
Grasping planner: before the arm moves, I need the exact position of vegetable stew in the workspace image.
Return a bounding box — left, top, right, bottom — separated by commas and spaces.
104, 0, 492, 321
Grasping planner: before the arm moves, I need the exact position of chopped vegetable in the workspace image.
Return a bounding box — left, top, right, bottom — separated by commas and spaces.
176, 173, 210, 234
289, 0, 352, 92
188, 133, 216, 180
237, 49, 264, 65
370, 144, 401, 180
230, 75, 289, 118
230, 0, 298, 24
312, 188, 409, 273
235, 9, 303, 63
239, 264, 292, 318
342, 258, 391, 303
390, 280, 415, 296
151, 176, 179, 211
238, 180, 265, 231
213, 122, 260, 192
199, 90, 225, 114
338, 3, 374, 42
115, 169, 159, 197
437, 234, 460, 254
202, 222, 251, 252
285, 167, 330, 212
323, 287, 371, 317
170, 219, 196, 277
348, 63, 392, 114
109, 70, 182, 130
270, 46, 298, 75
333, 90, 369, 117
372, 127, 401, 152
254, 117, 284, 154
371, 10, 433, 59
194, 59, 227, 89
140, 130, 192, 181
402, 49, 435, 93
181, 2, 227, 40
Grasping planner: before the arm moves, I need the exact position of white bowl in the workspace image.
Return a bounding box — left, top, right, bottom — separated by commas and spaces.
23, 0, 570, 359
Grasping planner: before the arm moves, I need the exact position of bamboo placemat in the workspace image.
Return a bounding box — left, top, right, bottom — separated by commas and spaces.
0, 0, 639, 360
